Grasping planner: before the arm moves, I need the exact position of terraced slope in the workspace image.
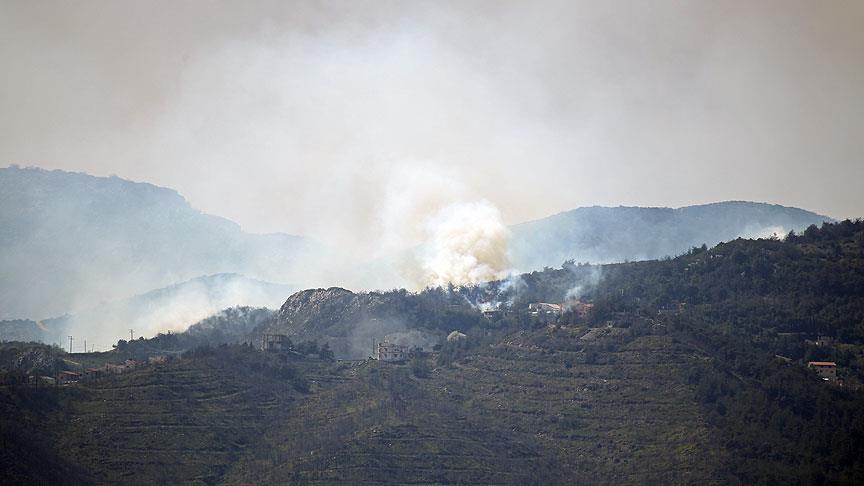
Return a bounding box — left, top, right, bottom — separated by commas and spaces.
51, 349, 311, 484
440, 330, 724, 483
5, 325, 723, 484
225, 360, 548, 484
224, 326, 723, 484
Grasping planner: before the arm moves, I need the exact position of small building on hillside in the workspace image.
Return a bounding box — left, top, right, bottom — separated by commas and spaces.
377, 341, 409, 362
263, 334, 291, 352
808, 361, 837, 382
816, 336, 835, 347
56, 371, 81, 384
529, 303, 563, 316
529, 303, 563, 324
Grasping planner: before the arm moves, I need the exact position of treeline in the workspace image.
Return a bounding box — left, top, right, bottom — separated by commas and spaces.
579, 219, 864, 342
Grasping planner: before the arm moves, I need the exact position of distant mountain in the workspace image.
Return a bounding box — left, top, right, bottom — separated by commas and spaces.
0, 167, 835, 324
509, 201, 831, 271
4, 273, 294, 349
0, 166, 321, 320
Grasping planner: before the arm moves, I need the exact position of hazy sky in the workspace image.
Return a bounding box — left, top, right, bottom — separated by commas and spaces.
2, 0, 863, 247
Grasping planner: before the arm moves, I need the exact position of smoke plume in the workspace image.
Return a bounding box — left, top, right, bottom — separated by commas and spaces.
563, 263, 603, 308
415, 200, 511, 287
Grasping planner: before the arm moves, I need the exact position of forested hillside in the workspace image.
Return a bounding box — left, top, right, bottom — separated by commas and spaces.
2, 220, 863, 484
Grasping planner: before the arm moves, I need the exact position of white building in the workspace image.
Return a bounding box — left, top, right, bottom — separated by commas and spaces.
528, 302, 564, 316
528, 303, 564, 324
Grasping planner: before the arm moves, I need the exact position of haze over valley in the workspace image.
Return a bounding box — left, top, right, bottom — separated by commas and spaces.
0, 165, 831, 347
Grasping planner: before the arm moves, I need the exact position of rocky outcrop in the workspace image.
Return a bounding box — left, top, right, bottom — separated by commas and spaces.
260, 287, 467, 359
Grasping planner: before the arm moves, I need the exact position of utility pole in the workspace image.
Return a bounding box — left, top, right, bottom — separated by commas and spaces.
84, 339, 87, 354
129, 329, 134, 341
68, 336, 73, 354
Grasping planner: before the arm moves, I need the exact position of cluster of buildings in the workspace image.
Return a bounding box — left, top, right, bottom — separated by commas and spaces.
527, 301, 595, 324
528, 302, 564, 317
377, 340, 410, 362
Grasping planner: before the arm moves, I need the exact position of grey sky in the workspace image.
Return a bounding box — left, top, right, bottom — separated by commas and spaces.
2, 0, 862, 249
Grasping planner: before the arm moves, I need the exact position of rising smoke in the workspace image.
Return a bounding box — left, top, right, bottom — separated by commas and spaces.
415, 200, 511, 288
2, 1, 859, 343
563, 263, 603, 309
48, 274, 293, 351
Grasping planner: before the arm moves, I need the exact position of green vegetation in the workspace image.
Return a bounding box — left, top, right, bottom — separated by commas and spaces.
2, 220, 863, 484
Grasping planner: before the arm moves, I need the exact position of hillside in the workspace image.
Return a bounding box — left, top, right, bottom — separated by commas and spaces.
3, 222, 863, 484
1, 333, 721, 484
259, 287, 482, 359
0, 166, 318, 321
509, 201, 831, 271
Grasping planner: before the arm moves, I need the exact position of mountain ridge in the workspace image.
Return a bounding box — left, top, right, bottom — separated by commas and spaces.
509, 200, 831, 271
0, 166, 319, 320
1, 165, 834, 328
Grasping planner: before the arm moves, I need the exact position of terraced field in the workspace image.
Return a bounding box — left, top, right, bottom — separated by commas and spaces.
223, 327, 725, 484
439, 330, 725, 483
49, 350, 314, 484
225, 359, 548, 484
6, 327, 725, 484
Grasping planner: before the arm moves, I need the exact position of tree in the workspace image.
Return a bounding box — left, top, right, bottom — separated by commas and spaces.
296, 340, 319, 356
410, 354, 430, 378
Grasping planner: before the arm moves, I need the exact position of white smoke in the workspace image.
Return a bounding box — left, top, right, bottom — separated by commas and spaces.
469, 272, 527, 311
740, 225, 788, 240
56, 275, 291, 350
416, 200, 512, 287
563, 264, 603, 308
385, 329, 438, 351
